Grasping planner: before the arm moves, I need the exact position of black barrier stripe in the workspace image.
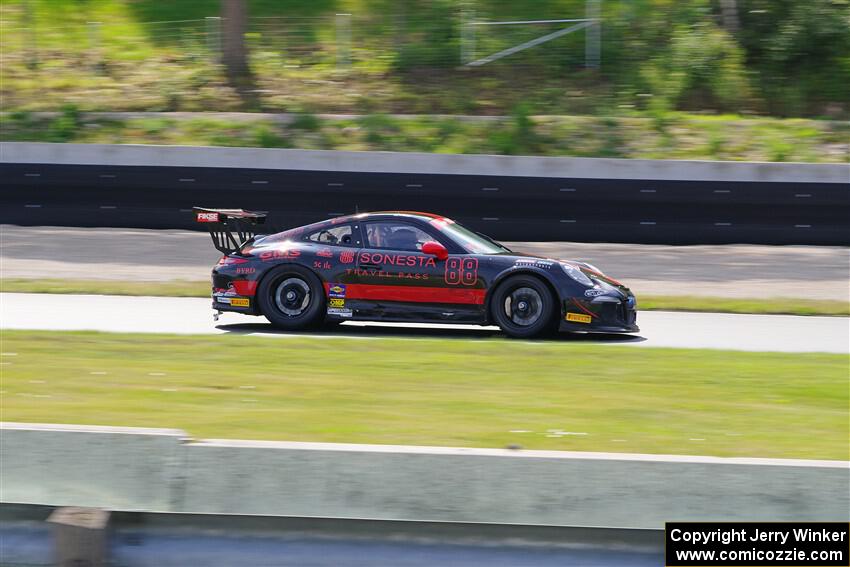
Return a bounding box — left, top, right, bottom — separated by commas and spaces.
1, 163, 847, 245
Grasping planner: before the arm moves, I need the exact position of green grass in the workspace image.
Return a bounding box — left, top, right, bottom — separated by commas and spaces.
2, 278, 847, 316
638, 296, 849, 317
2, 111, 848, 162
1, 278, 210, 298
1, 330, 847, 460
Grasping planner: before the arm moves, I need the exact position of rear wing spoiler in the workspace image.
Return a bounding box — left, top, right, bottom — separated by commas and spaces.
193, 207, 268, 255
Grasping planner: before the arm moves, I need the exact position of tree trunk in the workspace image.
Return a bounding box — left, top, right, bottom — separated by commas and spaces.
221, 0, 250, 81
719, 0, 739, 35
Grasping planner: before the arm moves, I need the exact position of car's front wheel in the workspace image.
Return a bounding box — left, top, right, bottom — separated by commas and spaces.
490, 275, 557, 338
257, 265, 325, 330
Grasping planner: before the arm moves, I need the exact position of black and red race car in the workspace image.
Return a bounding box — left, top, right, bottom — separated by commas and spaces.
195, 208, 638, 338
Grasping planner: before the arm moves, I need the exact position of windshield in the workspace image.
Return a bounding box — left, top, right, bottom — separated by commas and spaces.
432, 219, 512, 254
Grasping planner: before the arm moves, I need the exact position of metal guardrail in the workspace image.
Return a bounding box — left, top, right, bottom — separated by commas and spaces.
1, 143, 848, 245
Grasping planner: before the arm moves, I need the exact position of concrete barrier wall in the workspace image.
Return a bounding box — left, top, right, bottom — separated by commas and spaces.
182, 439, 850, 527
2, 141, 847, 183
2, 423, 848, 528
0, 423, 186, 511
2, 142, 848, 244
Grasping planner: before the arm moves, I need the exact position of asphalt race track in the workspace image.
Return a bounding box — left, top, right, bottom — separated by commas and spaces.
0, 521, 660, 567
3, 225, 849, 300
2, 293, 847, 353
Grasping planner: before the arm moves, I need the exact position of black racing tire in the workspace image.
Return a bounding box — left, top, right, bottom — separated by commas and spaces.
257, 265, 326, 331
490, 275, 558, 339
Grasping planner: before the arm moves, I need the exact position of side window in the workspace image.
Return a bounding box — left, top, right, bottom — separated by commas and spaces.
306, 224, 356, 247
365, 221, 433, 252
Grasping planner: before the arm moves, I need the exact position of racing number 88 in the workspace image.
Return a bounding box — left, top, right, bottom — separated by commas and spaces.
445, 257, 479, 285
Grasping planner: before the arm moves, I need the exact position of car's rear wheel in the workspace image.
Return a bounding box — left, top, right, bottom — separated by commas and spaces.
257, 265, 325, 330
490, 275, 557, 338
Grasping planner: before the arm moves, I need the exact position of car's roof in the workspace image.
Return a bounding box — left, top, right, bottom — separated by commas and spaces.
331, 211, 452, 224
261, 211, 456, 244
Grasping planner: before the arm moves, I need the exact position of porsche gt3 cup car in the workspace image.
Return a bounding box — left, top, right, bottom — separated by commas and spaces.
195, 208, 638, 338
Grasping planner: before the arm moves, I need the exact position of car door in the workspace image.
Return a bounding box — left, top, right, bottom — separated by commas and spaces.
301, 221, 362, 318
348, 220, 483, 322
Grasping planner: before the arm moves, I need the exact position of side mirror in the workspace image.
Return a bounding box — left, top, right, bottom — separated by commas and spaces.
422, 241, 448, 261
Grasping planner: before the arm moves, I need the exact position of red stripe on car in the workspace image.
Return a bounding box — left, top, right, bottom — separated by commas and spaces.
232, 280, 258, 296
585, 268, 623, 287
324, 283, 485, 305
571, 298, 598, 318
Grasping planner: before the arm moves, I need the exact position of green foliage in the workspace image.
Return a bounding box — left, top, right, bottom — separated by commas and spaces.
290, 112, 321, 131
252, 124, 287, 148
707, 129, 726, 159
2, 1, 849, 117
739, 0, 850, 114
2, 111, 845, 163
486, 103, 546, 155
9, 110, 33, 122
766, 136, 793, 162
46, 104, 83, 142
642, 21, 751, 112
596, 116, 626, 157
391, 0, 459, 70
359, 113, 402, 145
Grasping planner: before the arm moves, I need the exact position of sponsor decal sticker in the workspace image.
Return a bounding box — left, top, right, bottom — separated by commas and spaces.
566, 312, 592, 324
259, 249, 301, 261
313, 260, 332, 270
584, 289, 605, 297
230, 298, 250, 307
358, 252, 437, 268
328, 284, 347, 298
235, 267, 256, 274
328, 298, 345, 308
197, 212, 219, 223
339, 250, 356, 264
445, 257, 479, 286
317, 248, 333, 258
216, 296, 232, 304
515, 259, 554, 269
344, 268, 430, 280
226, 281, 257, 296
327, 307, 353, 317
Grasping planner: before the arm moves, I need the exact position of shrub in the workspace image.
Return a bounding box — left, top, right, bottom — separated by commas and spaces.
290, 113, 321, 131
359, 114, 400, 146
485, 104, 546, 155
767, 137, 794, 162
46, 104, 83, 143
641, 22, 751, 113
253, 124, 287, 148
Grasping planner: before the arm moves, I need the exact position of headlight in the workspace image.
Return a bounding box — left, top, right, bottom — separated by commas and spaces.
560, 263, 593, 286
